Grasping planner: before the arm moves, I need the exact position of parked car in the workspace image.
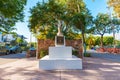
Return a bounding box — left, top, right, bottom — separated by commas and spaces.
0, 45, 10, 55
5, 45, 10, 55
26, 46, 36, 57
9, 45, 22, 54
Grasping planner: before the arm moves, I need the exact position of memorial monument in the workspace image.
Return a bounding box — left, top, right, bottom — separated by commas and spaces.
55, 20, 65, 46
39, 20, 82, 70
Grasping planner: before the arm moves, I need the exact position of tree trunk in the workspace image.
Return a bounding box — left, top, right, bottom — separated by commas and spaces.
36, 39, 39, 59
113, 30, 116, 48
81, 31, 86, 57
100, 35, 103, 47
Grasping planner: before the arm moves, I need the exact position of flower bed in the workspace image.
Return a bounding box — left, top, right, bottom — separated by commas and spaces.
96, 48, 120, 54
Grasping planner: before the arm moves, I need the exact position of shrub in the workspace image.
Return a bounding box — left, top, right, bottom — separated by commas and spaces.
39, 50, 48, 58
72, 50, 79, 57
84, 53, 91, 57
22, 46, 30, 51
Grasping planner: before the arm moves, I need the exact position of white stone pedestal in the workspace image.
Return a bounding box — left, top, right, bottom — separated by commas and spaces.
39, 55, 82, 70
49, 47, 72, 59
39, 46, 82, 70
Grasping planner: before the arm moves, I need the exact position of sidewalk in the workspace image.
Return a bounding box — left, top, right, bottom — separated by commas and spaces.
0, 57, 120, 80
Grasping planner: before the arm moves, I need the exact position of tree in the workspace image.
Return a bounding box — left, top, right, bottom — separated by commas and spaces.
86, 35, 114, 47
0, 15, 17, 32
16, 37, 24, 46
92, 13, 111, 47
107, 0, 120, 17
111, 17, 120, 47
29, 0, 66, 33
0, 0, 27, 32
66, 0, 93, 53
28, 0, 66, 59
112, 17, 120, 32
36, 25, 57, 40
0, 25, 16, 34
28, 0, 93, 57
0, 0, 27, 18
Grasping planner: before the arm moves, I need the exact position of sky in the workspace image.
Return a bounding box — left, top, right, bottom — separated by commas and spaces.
14, 0, 120, 42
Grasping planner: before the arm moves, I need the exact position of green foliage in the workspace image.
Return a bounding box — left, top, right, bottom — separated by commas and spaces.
0, 0, 27, 33
103, 36, 113, 46
86, 34, 95, 47
90, 13, 120, 47
9, 35, 28, 51
21, 46, 29, 51
84, 53, 91, 57
36, 26, 57, 40
28, 0, 93, 56
29, 0, 65, 33
91, 13, 111, 47
115, 40, 120, 48
0, 18, 17, 33
112, 17, 120, 33
10, 40, 17, 46
28, 42, 37, 48
16, 37, 23, 44
68, 0, 93, 44
36, 25, 82, 40
94, 36, 101, 46
39, 50, 48, 58
85, 34, 115, 47
72, 50, 79, 57
28, 0, 92, 42
0, 0, 27, 18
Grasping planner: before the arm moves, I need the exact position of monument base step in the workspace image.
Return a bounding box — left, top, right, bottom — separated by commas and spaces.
39, 55, 82, 70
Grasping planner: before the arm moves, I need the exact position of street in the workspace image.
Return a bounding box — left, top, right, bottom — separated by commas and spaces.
87, 50, 120, 62
0, 52, 26, 65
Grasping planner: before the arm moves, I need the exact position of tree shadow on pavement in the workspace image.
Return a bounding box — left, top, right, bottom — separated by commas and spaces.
0, 57, 120, 80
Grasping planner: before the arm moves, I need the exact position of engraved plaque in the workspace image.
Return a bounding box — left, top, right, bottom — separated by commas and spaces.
56, 36, 64, 45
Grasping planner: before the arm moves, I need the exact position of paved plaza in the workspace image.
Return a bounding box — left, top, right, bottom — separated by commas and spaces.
0, 53, 120, 80
0, 52, 26, 65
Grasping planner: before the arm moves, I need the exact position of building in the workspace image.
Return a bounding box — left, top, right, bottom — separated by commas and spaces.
0, 32, 27, 43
